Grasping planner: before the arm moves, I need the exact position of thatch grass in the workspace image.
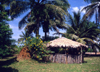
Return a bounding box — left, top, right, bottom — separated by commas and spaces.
47, 37, 88, 48
0, 56, 100, 72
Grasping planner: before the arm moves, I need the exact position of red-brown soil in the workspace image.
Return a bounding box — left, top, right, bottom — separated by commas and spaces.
17, 46, 31, 61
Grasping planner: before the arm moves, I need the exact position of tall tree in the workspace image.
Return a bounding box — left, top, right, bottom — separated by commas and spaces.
63, 11, 100, 44
82, 0, 100, 25
0, 0, 13, 58
9, 0, 70, 37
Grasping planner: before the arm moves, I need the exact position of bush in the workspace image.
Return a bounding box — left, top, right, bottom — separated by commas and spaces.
19, 37, 53, 61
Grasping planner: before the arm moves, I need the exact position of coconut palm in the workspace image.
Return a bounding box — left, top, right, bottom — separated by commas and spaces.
82, 0, 100, 25
63, 11, 100, 44
25, 17, 67, 39
18, 30, 33, 42
9, 0, 70, 37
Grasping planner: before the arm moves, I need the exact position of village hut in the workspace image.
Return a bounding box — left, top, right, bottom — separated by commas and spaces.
47, 37, 88, 64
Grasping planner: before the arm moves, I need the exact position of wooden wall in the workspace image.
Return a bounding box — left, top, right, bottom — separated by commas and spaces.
67, 54, 83, 64
47, 54, 83, 64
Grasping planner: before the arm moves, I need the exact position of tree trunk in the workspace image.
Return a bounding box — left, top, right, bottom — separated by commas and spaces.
36, 17, 39, 37
95, 11, 99, 26
35, 0, 40, 37
45, 32, 47, 41
81, 47, 83, 63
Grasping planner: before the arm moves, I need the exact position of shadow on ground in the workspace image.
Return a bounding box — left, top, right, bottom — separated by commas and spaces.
0, 56, 18, 66
84, 54, 100, 57
0, 56, 18, 72
0, 67, 18, 72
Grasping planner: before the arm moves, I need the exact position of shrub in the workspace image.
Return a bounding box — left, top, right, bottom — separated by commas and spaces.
22, 37, 53, 61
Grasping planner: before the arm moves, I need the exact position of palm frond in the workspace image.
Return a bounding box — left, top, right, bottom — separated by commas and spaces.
45, 4, 68, 17
18, 38, 24, 42
73, 11, 81, 27
82, 5, 96, 20
54, 0, 70, 11
10, 0, 30, 19
19, 12, 31, 29
66, 25, 76, 34
25, 23, 37, 34
67, 13, 75, 27
84, 0, 100, 3
77, 38, 86, 44
69, 34, 79, 40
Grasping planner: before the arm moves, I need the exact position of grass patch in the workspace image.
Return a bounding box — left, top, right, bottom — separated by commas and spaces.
0, 56, 100, 72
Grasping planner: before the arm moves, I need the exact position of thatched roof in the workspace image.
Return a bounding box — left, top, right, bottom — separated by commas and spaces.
47, 37, 88, 48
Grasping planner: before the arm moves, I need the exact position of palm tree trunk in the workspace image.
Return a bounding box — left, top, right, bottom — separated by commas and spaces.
36, 17, 39, 37
95, 11, 99, 25
96, 11, 97, 25
45, 32, 47, 40
35, 0, 40, 37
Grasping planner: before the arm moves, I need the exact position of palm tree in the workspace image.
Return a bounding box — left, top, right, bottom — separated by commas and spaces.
63, 11, 100, 44
18, 30, 33, 42
25, 17, 67, 39
9, 0, 70, 37
82, 0, 100, 25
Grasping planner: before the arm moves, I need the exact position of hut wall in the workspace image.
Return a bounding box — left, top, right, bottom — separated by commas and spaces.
48, 54, 66, 64
67, 54, 83, 64
47, 54, 83, 64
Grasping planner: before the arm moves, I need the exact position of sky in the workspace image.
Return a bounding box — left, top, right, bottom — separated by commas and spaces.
8, 0, 92, 41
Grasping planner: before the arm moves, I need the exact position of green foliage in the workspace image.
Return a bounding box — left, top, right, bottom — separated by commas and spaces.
18, 30, 33, 42
0, 1, 14, 58
19, 37, 53, 61
82, 0, 100, 24
87, 48, 93, 52
0, 21, 13, 58
64, 11, 100, 44
0, 11, 9, 21
9, 44, 22, 54
0, 0, 11, 22
9, 0, 70, 37
41, 35, 59, 42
